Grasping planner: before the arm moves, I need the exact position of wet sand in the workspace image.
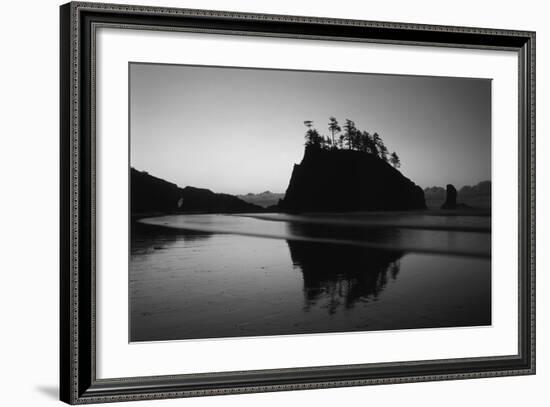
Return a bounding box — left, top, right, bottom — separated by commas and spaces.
130, 213, 491, 342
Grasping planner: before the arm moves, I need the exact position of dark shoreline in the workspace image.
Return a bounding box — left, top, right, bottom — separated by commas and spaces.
132, 206, 490, 221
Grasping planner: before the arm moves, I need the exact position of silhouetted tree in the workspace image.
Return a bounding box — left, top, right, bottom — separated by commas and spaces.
301, 117, 399, 163
354, 132, 364, 153
328, 117, 341, 148
306, 129, 323, 147
357, 131, 376, 154
304, 121, 323, 148
373, 132, 388, 161
356, 132, 371, 155
354, 132, 365, 152
343, 119, 357, 150
337, 134, 345, 149
390, 152, 401, 168
380, 146, 389, 162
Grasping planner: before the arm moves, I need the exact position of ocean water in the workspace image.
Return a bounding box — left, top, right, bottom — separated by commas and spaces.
130, 213, 491, 342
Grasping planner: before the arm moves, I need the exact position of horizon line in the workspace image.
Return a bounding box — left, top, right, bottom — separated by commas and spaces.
130, 166, 491, 197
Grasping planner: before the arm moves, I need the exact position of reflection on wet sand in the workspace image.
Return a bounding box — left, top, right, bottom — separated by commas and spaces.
131, 222, 213, 255
130, 214, 491, 342
287, 240, 403, 314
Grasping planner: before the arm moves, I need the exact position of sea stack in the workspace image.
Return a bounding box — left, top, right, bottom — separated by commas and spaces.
440, 184, 458, 209
278, 146, 426, 213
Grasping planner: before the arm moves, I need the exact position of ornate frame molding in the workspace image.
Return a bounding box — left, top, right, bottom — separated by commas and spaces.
60, 2, 535, 404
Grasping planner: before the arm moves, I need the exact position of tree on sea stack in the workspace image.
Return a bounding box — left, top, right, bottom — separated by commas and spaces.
373, 132, 389, 162
301, 117, 399, 165
343, 119, 357, 150
390, 152, 401, 168
338, 134, 345, 149
357, 131, 376, 155
328, 117, 341, 148
303, 120, 323, 148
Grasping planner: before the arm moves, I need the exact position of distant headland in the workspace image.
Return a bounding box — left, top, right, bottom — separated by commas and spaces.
130, 168, 262, 217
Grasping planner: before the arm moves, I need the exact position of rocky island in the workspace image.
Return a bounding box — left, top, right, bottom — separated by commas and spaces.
278, 117, 426, 213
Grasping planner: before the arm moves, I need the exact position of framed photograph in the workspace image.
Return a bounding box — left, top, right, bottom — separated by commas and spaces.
60, 1, 535, 404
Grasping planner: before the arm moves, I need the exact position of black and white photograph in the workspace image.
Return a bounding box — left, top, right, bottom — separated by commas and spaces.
1, 0, 543, 405
129, 63, 492, 342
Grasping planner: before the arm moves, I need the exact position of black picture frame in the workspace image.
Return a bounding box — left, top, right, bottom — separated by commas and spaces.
60, 2, 536, 404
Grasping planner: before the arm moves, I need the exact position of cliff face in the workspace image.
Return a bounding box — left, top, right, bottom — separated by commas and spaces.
279, 146, 426, 213
131, 168, 262, 215
131, 168, 182, 213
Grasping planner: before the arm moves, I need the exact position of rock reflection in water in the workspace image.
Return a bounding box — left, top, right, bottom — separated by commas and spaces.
286, 220, 404, 314
287, 240, 403, 314
131, 221, 213, 255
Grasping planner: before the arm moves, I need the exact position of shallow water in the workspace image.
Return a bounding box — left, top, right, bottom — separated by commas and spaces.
130, 214, 491, 342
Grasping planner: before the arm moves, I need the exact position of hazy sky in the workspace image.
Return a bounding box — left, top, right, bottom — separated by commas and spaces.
130, 63, 491, 195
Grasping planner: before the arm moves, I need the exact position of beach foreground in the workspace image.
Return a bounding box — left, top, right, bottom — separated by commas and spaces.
130, 213, 491, 342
